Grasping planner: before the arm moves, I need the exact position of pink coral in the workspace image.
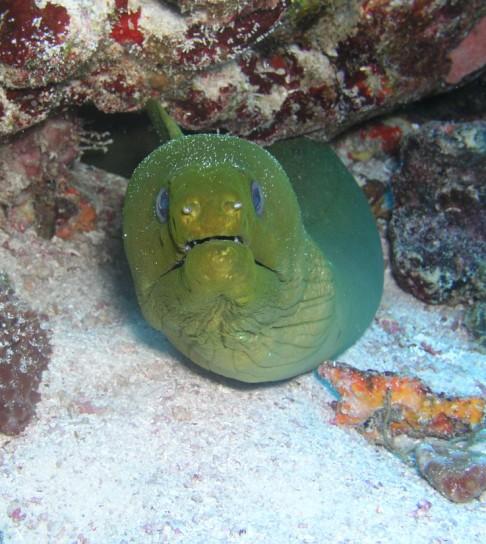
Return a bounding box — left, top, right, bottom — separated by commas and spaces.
446, 16, 486, 84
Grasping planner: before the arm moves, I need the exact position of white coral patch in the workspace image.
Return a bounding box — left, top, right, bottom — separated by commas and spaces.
137, 0, 187, 38
288, 44, 336, 86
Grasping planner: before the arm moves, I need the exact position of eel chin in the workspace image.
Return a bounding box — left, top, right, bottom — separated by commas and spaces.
160, 234, 279, 303
183, 238, 257, 299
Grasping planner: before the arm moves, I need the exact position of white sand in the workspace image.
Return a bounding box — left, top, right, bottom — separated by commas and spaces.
0, 163, 484, 543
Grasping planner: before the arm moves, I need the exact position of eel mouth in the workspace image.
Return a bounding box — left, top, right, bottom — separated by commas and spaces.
183, 235, 244, 253
162, 235, 278, 276
161, 235, 245, 276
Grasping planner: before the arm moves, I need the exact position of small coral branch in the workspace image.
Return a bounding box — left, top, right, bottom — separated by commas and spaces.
0, 277, 52, 435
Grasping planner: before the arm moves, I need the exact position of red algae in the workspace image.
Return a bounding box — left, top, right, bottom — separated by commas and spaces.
0, 0, 70, 68
110, 0, 144, 46
178, 2, 286, 68
360, 123, 403, 155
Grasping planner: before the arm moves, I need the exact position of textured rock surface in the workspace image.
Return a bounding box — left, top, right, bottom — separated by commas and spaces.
1, 0, 485, 142
416, 439, 486, 503
317, 361, 485, 441
0, 116, 84, 238
388, 121, 486, 304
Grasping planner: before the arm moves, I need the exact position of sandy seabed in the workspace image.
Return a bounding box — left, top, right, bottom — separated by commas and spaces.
0, 163, 484, 544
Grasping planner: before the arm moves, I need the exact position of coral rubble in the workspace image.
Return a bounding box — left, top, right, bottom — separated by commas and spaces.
317, 361, 485, 441
317, 361, 486, 502
0, 277, 52, 435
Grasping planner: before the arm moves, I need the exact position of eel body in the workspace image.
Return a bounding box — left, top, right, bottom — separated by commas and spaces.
123, 105, 383, 382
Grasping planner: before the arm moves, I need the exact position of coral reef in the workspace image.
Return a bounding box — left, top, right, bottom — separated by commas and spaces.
317, 362, 485, 441
0, 1, 485, 142
388, 121, 486, 304
0, 276, 52, 435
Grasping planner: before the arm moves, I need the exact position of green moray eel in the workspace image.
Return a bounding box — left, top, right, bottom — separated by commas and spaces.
123, 102, 383, 383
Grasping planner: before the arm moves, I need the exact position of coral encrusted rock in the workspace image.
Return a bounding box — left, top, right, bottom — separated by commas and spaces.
0, 278, 52, 435
318, 361, 486, 502
1, 1, 485, 142
0, 116, 82, 238
388, 121, 486, 304
317, 361, 485, 442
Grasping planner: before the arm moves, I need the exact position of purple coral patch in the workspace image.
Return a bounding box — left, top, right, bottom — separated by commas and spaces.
0, 282, 52, 435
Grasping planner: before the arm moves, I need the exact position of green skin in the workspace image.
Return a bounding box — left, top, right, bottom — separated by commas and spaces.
124, 111, 383, 382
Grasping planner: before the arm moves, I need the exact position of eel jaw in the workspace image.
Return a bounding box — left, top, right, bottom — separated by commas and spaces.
183, 235, 244, 253
161, 235, 245, 277
181, 235, 278, 275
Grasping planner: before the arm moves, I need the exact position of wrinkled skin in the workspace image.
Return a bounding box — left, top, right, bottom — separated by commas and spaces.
124, 119, 383, 382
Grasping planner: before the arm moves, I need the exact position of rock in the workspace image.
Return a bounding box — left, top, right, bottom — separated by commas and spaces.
388, 121, 486, 304
1, 1, 485, 142
415, 440, 486, 503
318, 361, 486, 502
316, 361, 485, 442
0, 116, 81, 237
0, 278, 52, 435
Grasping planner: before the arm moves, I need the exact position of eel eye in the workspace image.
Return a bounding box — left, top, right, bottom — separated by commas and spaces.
251, 181, 264, 216
155, 188, 169, 223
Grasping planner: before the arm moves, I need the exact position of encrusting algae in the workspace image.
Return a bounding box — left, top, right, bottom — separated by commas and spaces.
317, 361, 485, 440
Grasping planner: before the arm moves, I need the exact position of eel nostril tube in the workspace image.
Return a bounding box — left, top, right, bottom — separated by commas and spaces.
224, 200, 243, 213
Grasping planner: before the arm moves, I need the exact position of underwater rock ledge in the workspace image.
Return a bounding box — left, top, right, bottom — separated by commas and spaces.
0, 0, 485, 142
